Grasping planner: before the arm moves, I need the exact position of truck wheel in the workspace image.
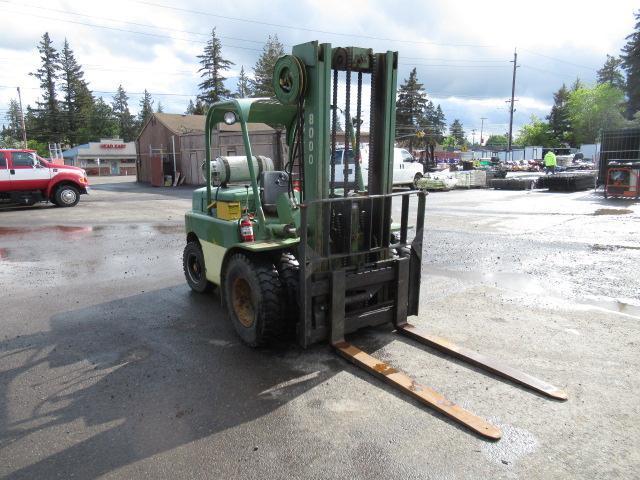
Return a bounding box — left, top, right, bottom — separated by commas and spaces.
413, 173, 423, 189
54, 185, 80, 207
183, 241, 210, 293
224, 253, 284, 347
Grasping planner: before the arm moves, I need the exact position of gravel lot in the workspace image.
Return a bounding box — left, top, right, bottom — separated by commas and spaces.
1, 176, 639, 479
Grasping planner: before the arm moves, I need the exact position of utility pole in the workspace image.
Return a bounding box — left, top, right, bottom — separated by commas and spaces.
507, 50, 519, 160
16, 87, 27, 148
471, 129, 476, 147
480, 117, 487, 146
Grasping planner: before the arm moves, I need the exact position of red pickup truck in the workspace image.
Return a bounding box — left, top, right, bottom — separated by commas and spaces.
0, 149, 90, 207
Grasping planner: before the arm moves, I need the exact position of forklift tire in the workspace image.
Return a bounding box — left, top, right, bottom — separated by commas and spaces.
224, 254, 284, 347
183, 241, 210, 293
276, 252, 300, 332
54, 184, 80, 207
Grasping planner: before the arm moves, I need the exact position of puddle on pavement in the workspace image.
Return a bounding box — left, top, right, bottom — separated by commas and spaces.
428, 267, 548, 295
580, 298, 640, 318
428, 267, 640, 318
593, 208, 632, 216
152, 224, 183, 234
591, 243, 640, 251
0, 225, 94, 237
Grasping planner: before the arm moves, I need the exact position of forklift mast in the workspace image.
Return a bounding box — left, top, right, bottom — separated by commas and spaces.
289, 43, 397, 250
269, 42, 425, 349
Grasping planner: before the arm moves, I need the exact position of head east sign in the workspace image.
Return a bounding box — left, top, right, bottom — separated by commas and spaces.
100, 143, 126, 149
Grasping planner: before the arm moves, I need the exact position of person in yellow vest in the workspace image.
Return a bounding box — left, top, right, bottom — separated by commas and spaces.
544, 150, 557, 174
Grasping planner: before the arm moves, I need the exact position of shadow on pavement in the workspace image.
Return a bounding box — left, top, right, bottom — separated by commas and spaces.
0, 285, 336, 479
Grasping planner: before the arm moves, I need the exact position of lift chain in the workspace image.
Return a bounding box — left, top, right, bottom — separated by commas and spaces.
368, 55, 377, 190
343, 62, 351, 197
330, 68, 339, 196
355, 71, 363, 189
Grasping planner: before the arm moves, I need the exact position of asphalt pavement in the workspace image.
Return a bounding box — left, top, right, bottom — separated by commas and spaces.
1, 176, 639, 479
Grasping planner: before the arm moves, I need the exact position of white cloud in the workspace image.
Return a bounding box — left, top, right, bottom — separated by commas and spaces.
0, 0, 636, 133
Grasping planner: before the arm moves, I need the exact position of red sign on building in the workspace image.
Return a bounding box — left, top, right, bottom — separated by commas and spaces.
100, 144, 126, 149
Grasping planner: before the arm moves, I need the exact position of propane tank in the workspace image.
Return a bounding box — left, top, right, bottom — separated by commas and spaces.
239, 215, 254, 242
203, 155, 274, 185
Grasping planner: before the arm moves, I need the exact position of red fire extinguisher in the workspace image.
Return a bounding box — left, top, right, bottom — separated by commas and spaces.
239, 214, 254, 242
239, 185, 254, 242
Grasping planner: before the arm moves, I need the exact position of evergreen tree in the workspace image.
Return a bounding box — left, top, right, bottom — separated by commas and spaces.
30, 32, 61, 142
449, 119, 466, 146
235, 66, 250, 98
111, 85, 136, 141
621, 10, 640, 117
4, 99, 23, 142
571, 77, 585, 92
137, 89, 154, 128
156, 101, 164, 113
597, 55, 625, 90
197, 28, 234, 105
433, 104, 447, 144
82, 97, 118, 142
186, 99, 206, 115
59, 39, 92, 146
547, 84, 571, 144
250, 35, 284, 97
396, 68, 428, 149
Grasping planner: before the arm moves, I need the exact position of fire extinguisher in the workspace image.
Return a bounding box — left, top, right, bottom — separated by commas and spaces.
239, 214, 254, 242
239, 184, 254, 242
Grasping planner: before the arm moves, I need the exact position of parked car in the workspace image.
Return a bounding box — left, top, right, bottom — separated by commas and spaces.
0, 149, 90, 207
332, 147, 423, 187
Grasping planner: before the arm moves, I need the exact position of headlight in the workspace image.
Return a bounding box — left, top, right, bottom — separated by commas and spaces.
223, 111, 237, 125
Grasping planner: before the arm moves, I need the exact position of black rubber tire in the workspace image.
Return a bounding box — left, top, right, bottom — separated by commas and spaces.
183, 241, 209, 293
413, 173, 423, 189
276, 251, 300, 333
54, 184, 80, 207
223, 253, 284, 347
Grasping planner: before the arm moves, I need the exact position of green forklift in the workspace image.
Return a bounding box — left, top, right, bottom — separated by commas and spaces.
183, 41, 566, 440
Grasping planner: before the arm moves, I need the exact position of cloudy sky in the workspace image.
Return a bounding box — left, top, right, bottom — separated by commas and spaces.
0, 0, 637, 140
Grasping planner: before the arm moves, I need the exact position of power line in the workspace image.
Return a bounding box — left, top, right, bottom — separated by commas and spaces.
0, 0, 273, 47
0, 7, 264, 52
520, 48, 598, 71
131, 0, 498, 49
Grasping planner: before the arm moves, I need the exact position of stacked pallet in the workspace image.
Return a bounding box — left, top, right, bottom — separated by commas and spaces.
490, 177, 539, 190
540, 173, 596, 191
452, 170, 487, 188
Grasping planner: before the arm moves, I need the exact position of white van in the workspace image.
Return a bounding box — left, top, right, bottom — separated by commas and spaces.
332, 147, 423, 188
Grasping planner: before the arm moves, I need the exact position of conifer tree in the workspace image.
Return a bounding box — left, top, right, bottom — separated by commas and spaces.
250, 35, 284, 97
138, 89, 154, 128
111, 85, 136, 141
235, 66, 250, 98
597, 55, 625, 90
59, 39, 92, 146
197, 28, 234, 105
547, 84, 571, 144
395, 67, 428, 149
30, 32, 61, 142
449, 119, 466, 146
622, 10, 640, 117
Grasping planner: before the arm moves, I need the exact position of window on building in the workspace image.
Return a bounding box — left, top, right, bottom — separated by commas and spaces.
11, 152, 35, 167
